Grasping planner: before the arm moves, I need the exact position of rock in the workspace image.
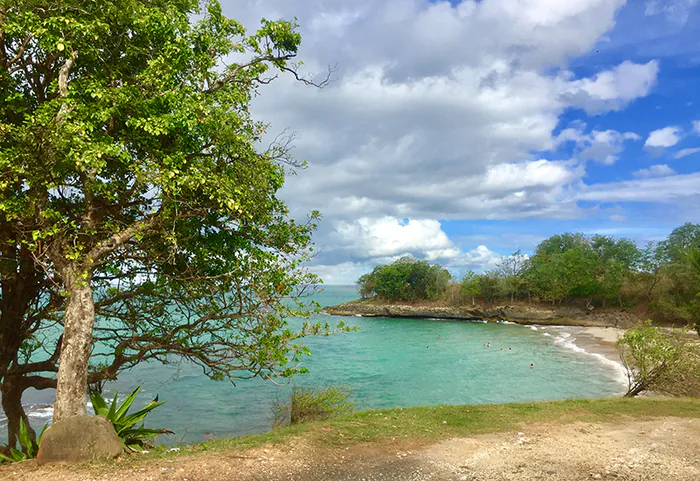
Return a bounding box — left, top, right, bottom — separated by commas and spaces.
37, 415, 123, 465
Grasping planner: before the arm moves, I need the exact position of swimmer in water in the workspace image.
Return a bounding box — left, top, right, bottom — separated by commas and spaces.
487, 342, 491, 348
508, 348, 512, 351
530, 363, 534, 369
500, 348, 504, 351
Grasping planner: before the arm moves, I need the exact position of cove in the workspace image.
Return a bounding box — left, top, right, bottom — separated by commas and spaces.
5, 286, 624, 444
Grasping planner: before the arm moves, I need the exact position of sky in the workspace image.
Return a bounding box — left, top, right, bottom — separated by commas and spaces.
223, 0, 700, 284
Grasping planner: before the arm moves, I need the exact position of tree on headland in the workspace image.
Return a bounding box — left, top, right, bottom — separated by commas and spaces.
356, 258, 451, 302
1, 0, 337, 445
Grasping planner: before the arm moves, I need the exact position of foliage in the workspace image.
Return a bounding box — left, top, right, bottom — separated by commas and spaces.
0, 0, 338, 432
459, 270, 480, 305
90, 386, 172, 451
0, 419, 46, 463
617, 322, 700, 397
271, 386, 354, 428
356, 258, 451, 302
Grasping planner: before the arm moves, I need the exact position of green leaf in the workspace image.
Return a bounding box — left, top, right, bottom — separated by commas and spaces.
114, 387, 141, 422
90, 391, 110, 417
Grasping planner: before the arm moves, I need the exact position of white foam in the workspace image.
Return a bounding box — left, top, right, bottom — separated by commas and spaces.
354, 314, 363, 317
498, 320, 516, 325
543, 332, 552, 337
27, 407, 53, 419
552, 333, 628, 386
529, 325, 538, 331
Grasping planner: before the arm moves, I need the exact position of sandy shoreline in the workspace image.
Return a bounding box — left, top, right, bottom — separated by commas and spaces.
537, 324, 629, 389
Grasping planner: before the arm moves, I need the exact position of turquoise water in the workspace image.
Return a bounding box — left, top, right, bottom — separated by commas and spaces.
4, 285, 625, 443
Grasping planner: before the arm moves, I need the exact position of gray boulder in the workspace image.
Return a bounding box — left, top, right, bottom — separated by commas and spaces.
37, 415, 123, 465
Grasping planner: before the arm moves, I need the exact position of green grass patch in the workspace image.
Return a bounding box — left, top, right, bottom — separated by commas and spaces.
139, 397, 700, 461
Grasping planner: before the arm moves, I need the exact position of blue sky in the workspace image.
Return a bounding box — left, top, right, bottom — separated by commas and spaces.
225, 0, 700, 284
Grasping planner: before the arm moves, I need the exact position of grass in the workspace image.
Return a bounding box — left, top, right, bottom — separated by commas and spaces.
138, 396, 700, 461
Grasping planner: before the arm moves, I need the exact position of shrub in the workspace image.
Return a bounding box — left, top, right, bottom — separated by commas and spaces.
271, 386, 354, 428
0, 419, 46, 464
618, 322, 700, 397
90, 386, 172, 451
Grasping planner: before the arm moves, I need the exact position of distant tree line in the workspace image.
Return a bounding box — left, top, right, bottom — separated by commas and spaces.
357, 223, 700, 332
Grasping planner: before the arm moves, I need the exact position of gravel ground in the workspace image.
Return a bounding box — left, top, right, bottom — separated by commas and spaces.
3, 417, 699, 481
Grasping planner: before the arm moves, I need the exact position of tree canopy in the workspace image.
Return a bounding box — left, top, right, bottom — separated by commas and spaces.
357, 257, 451, 302
1, 0, 335, 446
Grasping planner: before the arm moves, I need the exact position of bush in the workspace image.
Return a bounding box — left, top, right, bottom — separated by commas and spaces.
618, 322, 700, 397
90, 386, 172, 451
0, 419, 47, 464
271, 386, 354, 428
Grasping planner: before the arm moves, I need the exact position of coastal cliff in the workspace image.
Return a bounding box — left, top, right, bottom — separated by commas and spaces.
323, 300, 641, 328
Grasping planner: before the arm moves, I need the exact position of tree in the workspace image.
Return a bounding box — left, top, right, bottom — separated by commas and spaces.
618, 322, 700, 397
534, 232, 588, 256
1, 0, 335, 430
494, 250, 528, 302
683, 247, 700, 334
356, 273, 376, 299
460, 270, 480, 305
357, 259, 451, 303
656, 223, 700, 264
590, 235, 641, 270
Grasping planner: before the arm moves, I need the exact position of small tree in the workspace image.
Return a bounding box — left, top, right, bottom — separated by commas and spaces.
618, 322, 700, 397
460, 271, 480, 306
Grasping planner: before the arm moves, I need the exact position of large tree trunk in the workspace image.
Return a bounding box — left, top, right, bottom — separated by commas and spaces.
1, 375, 34, 448
53, 278, 95, 422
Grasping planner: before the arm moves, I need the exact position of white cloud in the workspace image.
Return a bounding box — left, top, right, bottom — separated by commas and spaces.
633, 164, 676, 178
645, 126, 682, 148
320, 216, 503, 280
674, 147, 700, 159
578, 172, 700, 202
563, 60, 659, 113
310, 262, 372, 286
558, 127, 641, 164
693, 120, 700, 134
216, 1, 670, 272
333, 217, 462, 261
645, 0, 699, 25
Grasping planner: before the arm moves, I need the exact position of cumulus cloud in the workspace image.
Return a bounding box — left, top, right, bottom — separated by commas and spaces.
674, 147, 700, 159
333, 217, 462, 261
562, 61, 660, 114
645, 126, 682, 148
558, 126, 641, 164
633, 164, 676, 178
215, 1, 669, 277
313, 217, 503, 282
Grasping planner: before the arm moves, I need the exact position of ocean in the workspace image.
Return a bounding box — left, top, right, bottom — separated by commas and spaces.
1, 285, 625, 444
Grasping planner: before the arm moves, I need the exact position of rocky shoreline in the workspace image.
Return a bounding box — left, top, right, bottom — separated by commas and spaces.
322, 300, 641, 328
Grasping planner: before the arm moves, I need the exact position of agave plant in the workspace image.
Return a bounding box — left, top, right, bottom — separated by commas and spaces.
90, 386, 172, 451
0, 418, 47, 463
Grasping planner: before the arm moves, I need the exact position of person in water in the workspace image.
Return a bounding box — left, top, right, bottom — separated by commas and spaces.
530, 363, 534, 369
486, 342, 491, 348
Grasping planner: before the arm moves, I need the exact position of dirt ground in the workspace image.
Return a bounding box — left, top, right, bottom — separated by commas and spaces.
3, 417, 700, 481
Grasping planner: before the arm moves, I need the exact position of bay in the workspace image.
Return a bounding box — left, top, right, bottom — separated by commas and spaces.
2, 285, 624, 444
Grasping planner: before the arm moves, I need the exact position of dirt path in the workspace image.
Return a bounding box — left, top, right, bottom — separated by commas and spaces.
4, 417, 700, 481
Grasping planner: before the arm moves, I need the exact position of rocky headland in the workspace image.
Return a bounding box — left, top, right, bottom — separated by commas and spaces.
323, 300, 641, 328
